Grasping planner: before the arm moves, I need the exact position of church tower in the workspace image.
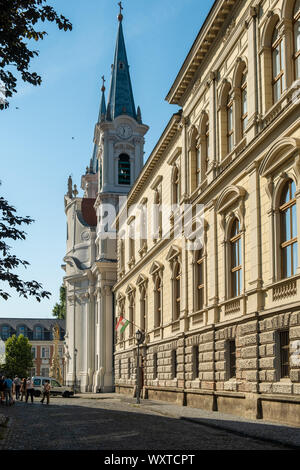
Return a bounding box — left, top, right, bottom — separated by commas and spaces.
63, 4, 148, 393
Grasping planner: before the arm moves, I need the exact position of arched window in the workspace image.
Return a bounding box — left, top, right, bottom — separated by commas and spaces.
227, 92, 234, 153
17, 325, 27, 337
99, 159, 103, 191
153, 187, 162, 240
172, 165, 180, 205
128, 292, 135, 337
1, 325, 11, 341
241, 68, 248, 137
205, 119, 209, 165
140, 286, 146, 332
196, 113, 209, 186
174, 261, 181, 320
294, 0, 300, 79
118, 154, 130, 185
34, 325, 43, 340
119, 237, 125, 274
230, 219, 242, 297
128, 219, 135, 266
154, 274, 162, 328
196, 249, 204, 311
280, 179, 298, 278
272, 23, 284, 103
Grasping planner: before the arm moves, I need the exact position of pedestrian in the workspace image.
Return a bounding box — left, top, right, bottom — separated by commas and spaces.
25, 377, 34, 403
40, 380, 51, 405
13, 375, 21, 400
0, 376, 5, 405
20, 378, 27, 402
4, 376, 14, 406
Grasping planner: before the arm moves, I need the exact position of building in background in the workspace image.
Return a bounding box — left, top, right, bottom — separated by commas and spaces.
0, 318, 65, 380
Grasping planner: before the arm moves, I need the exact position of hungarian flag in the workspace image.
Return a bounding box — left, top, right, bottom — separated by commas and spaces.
116, 316, 129, 333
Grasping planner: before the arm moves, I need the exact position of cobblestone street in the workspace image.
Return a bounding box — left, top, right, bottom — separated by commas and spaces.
0, 396, 297, 450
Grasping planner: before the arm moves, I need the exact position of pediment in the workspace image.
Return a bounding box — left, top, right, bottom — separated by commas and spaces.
259, 137, 300, 177
125, 283, 135, 295
166, 244, 181, 262
149, 261, 164, 276
136, 274, 148, 286
216, 185, 246, 214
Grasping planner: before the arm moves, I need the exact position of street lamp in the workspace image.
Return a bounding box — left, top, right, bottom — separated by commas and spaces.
74, 348, 78, 394
135, 330, 144, 404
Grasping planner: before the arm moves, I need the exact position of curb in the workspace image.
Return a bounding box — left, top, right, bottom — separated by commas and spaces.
125, 402, 300, 450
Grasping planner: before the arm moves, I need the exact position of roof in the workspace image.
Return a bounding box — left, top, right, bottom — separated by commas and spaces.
165, 0, 237, 105
0, 318, 65, 329
81, 198, 97, 227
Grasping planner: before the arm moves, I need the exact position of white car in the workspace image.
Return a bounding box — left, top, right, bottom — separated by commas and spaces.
32, 376, 74, 398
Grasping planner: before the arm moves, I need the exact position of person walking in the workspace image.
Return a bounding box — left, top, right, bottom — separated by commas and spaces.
40, 380, 51, 405
0, 376, 5, 405
25, 377, 34, 403
13, 375, 21, 400
4, 376, 13, 406
20, 378, 27, 402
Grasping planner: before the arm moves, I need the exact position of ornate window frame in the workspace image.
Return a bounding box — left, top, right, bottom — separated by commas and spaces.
136, 274, 148, 333
259, 137, 300, 284
125, 284, 136, 339
217, 185, 246, 307
232, 58, 248, 142
218, 79, 232, 160
149, 261, 164, 333
166, 245, 182, 324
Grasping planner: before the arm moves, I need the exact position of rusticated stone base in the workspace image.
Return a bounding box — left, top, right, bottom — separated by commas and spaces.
259, 395, 300, 426
115, 384, 300, 426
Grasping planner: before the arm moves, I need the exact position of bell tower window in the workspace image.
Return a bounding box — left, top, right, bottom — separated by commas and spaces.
118, 153, 130, 185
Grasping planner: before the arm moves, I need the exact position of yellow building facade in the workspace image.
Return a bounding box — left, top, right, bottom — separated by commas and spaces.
113, 0, 300, 426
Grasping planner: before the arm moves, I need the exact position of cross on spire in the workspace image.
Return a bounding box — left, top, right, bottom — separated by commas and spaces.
118, 1, 123, 21
101, 75, 105, 91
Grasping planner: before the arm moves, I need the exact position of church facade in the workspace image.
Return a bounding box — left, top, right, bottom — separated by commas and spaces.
63, 8, 148, 393
64, 0, 300, 425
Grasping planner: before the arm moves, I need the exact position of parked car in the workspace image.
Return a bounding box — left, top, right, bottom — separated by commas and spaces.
32, 376, 74, 398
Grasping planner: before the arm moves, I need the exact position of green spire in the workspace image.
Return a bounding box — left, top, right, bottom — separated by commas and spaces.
106, 8, 137, 121
99, 75, 106, 122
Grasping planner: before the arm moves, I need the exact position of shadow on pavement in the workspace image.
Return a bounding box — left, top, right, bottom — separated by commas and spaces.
0, 399, 297, 451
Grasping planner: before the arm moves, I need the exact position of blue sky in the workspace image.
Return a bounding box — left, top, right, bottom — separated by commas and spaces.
0, 0, 214, 318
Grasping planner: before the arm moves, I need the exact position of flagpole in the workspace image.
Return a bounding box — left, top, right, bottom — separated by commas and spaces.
116, 315, 145, 334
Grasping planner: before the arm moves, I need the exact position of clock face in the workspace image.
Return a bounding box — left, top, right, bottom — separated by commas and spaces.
117, 124, 132, 140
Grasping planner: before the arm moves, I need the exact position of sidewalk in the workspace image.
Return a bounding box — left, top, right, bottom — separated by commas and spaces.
75, 392, 300, 449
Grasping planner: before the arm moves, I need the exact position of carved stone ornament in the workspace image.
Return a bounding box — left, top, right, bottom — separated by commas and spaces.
223, 19, 236, 43
192, 78, 201, 94
81, 231, 91, 242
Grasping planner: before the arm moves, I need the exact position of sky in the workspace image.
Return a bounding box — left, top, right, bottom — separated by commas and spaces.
0, 0, 215, 319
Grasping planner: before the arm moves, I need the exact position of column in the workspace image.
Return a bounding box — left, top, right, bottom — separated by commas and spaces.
207, 200, 219, 323
103, 285, 114, 392
246, 162, 263, 312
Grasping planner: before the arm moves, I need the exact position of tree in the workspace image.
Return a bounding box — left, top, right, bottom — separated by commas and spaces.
4, 334, 33, 378
0, 0, 72, 109
0, 188, 51, 301
52, 284, 66, 319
